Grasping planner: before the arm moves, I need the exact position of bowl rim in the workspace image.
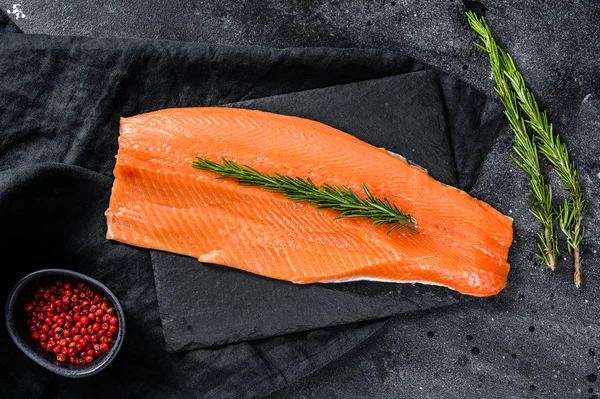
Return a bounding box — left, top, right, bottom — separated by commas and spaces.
5, 268, 126, 378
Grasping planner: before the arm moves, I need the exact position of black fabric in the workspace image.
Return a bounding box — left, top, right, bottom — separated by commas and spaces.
0, 163, 388, 399
0, 26, 502, 398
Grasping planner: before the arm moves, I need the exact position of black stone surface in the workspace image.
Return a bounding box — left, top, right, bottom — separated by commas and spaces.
4, 0, 600, 398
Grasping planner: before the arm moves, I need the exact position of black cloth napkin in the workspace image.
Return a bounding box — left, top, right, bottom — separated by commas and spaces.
0, 20, 502, 398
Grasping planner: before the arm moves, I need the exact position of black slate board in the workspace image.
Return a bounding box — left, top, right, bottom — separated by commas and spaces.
0, 25, 502, 398
152, 62, 502, 352
154, 71, 466, 352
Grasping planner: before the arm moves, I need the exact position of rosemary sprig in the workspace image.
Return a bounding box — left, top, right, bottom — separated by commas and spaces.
192, 157, 418, 234
467, 11, 587, 287
501, 54, 587, 287
466, 11, 558, 270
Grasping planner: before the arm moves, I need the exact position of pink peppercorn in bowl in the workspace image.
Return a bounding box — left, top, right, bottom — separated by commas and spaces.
5, 268, 125, 378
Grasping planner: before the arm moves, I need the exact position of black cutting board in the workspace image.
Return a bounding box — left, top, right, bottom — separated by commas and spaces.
153, 72, 467, 352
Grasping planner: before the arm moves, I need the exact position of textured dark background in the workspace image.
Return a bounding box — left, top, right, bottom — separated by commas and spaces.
4, 1, 600, 398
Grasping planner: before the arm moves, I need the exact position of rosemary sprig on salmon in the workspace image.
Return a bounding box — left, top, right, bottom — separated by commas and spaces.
192, 157, 419, 234
467, 11, 586, 287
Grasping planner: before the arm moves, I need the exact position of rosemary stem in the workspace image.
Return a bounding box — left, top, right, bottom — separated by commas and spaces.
574, 246, 581, 288
544, 226, 555, 271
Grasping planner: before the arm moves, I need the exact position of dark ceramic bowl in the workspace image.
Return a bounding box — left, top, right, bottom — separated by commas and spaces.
5, 269, 126, 378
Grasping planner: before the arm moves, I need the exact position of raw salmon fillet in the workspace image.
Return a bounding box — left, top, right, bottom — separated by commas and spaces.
105, 107, 513, 297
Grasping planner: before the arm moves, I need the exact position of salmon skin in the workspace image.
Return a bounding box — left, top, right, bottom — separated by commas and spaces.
105, 107, 513, 297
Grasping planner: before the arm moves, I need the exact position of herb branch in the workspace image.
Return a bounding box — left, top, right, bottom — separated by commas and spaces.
500, 45, 587, 288
467, 11, 587, 287
192, 157, 418, 234
467, 11, 558, 271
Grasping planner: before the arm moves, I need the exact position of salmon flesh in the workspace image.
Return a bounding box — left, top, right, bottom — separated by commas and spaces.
105, 107, 513, 297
